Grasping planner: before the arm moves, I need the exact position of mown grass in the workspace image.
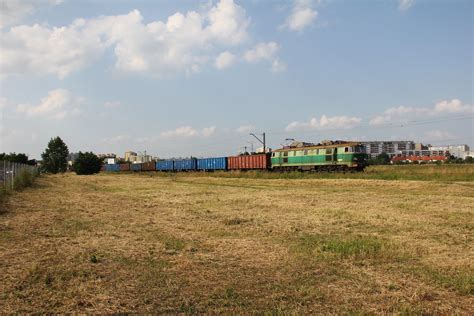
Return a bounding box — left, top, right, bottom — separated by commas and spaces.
0, 173, 472, 313
144, 164, 474, 182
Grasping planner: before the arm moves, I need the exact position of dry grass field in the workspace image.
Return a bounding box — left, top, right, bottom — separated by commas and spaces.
0, 170, 473, 313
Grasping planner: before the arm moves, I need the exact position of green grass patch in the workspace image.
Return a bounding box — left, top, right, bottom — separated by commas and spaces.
164, 236, 186, 252
407, 265, 473, 295
321, 237, 384, 258
291, 233, 402, 262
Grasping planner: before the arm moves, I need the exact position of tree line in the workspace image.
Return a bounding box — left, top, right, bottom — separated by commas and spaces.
40, 137, 102, 175
4, 137, 102, 175
0, 153, 35, 165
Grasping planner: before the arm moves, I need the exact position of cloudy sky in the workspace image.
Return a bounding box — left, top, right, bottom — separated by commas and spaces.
0, 0, 472, 159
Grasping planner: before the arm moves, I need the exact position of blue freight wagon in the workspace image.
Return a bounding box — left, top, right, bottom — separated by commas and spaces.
105, 164, 120, 172
197, 157, 227, 171
130, 163, 142, 171
156, 160, 174, 171
173, 158, 197, 171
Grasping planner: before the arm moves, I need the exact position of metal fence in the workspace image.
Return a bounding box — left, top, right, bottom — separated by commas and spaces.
0, 161, 39, 191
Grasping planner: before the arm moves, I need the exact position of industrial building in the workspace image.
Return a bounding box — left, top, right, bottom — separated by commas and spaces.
124, 151, 137, 162
124, 151, 153, 163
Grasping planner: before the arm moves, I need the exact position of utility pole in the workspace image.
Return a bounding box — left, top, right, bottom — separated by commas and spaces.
250, 132, 266, 153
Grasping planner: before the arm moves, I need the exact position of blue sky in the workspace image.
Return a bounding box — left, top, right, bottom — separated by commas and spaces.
0, 0, 472, 159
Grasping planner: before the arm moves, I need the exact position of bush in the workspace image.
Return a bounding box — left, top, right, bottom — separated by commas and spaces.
367, 152, 391, 165
14, 169, 35, 190
73, 152, 101, 175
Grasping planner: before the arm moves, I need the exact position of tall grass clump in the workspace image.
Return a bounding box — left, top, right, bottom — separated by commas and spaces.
13, 169, 36, 190
0, 187, 7, 214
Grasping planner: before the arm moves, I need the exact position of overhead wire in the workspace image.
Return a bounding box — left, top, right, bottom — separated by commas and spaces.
169, 116, 473, 157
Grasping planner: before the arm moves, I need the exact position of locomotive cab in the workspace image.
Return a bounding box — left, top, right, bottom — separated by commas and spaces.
348, 144, 368, 169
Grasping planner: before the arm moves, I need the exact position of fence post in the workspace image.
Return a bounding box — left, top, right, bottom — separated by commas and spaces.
11, 162, 15, 190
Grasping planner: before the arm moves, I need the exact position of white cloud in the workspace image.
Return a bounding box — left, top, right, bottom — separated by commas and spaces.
384, 106, 427, 116
201, 126, 216, 137
286, 115, 362, 131
368, 115, 391, 126
104, 100, 121, 108
16, 88, 82, 120
1, 20, 107, 78
271, 59, 286, 73
369, 99, 473, 126
242, 41, 284, 72
0, 1, 34, 29
235, 125, 255, 133
207, 0, 250, 45
281, 0, 318, 32
160, 126, 216, 138
433, 99, 473, 114
0, 0, 63, 29
398, 0, 415, 11
161, 126, 198, 138
215, 51, 236, 69
0, 0, 252, 78
243, 42, 279, 63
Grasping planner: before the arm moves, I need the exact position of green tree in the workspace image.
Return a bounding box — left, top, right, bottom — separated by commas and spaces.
73, 152, 102, 175
377, 152, 391, 164
0, 153, 29, 164
368, 152, 391, 165
41, 137, 69, 173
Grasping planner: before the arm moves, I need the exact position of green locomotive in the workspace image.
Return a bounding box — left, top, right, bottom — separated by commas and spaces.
271, 141, 368, 171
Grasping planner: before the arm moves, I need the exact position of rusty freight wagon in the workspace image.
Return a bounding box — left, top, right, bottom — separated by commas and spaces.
119, 163, 130, 171
227, 154, 270, 170
141, 161, 156, 171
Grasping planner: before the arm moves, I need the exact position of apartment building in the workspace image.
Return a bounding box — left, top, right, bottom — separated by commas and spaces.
360, 141, 416, 158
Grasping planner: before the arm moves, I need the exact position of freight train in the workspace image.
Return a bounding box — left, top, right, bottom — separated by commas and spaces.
101, 141, 368, 173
